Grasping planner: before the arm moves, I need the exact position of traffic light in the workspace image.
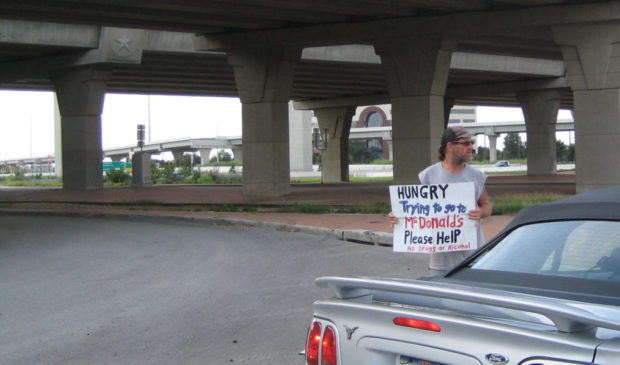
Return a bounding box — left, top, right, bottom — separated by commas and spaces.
137, 124, 145, 148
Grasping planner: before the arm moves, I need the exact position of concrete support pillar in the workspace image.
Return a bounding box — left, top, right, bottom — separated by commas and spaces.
375, 36, 453, 184
444, 97, 455, 129
385, 138, 393, 161
486, 130, 499, 163
392, 95, 446, 184
51, 66, 110, 190
289, 103, 313, 172
573, 88, 620, 189
228, 47, 301, 196
132, 151, 151, 187
552, 22, 620, 192
517, 89, 562, 175
171, 149, 184, 162
313, 106, 355, 183
198, 148, 212, 165
232, 147, 243, 162
53, 97, 63, 178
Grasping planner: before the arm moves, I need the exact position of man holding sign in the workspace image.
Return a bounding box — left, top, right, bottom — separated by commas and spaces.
390, 126, 491, 276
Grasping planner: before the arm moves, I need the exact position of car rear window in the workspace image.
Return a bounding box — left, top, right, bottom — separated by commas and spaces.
469, 220, 620, 282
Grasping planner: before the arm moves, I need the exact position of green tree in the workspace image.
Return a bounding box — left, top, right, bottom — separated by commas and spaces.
159, 162, 180, 184
475, 146, 490, 162
150, 161, 161, 184
312, 152, 322, 165
179, 154, 193, 168
567, 144, 575, 162
503, 132, 526, 159
209, 150, 232, 163
556, 140, 568, 162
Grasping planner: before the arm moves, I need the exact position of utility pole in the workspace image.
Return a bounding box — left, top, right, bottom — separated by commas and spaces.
147, 94, 152, 143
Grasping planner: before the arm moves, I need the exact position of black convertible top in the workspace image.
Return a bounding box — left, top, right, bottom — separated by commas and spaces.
500, 186, 620, 234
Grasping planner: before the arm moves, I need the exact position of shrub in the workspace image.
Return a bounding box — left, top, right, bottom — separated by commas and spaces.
161, 164, 182, 184
105, 169, 130, 184
349, 140, 380, 164
13, 169, 25, 181
191, 170, 202, 183
207, 171, 243, 184
197, 174, 214, 184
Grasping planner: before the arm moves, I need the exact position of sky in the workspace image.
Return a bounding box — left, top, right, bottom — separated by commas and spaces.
0, 91, 242, 160
0, 90, 573, 160
476, 106, 574, 149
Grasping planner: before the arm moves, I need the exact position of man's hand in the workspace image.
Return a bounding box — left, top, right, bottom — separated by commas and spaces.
388, 211, 399, 229
467, 208, 482, 226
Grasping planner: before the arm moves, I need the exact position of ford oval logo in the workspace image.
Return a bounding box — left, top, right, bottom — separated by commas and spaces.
485, 353, 509, 365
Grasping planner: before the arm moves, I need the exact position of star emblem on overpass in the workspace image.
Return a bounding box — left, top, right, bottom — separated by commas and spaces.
114, 35, 133, 56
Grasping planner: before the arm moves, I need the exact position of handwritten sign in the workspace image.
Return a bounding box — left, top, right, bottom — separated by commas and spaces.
390, 182, 477, 253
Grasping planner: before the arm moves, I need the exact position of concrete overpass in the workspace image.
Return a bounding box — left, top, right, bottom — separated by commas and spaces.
103, 137, 243, 163
355, 118, 575, 162
1, 118, 575, 171
1, 1, 619, 194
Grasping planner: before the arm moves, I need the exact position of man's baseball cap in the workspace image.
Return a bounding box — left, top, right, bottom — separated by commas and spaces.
441, 126, 473, 147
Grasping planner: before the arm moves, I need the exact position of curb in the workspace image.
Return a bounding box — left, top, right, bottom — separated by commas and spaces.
0, 209, 394, 247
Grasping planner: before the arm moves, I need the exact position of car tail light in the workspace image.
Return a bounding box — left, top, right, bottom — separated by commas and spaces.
305, 321, 339, 365
393, 317, 441, 332
306, 322, 322, 365
321, 326, 338, 365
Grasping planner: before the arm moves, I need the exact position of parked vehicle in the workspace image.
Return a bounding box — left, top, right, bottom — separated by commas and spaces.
304, 187, 620, 365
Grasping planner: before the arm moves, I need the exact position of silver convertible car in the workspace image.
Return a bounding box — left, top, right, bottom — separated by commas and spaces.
305, 187, 620, 365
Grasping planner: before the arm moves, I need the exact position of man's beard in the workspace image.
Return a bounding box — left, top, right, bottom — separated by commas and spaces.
455, 152, 472, 164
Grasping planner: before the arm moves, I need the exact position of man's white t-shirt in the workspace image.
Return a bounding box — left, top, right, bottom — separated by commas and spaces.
418, 162, 487, 271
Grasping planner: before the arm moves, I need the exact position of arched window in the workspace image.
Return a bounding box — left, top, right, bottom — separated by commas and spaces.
365, 112, 383, 128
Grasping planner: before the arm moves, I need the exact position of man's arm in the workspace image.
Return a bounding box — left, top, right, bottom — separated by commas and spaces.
467, 188, 492, 222
477, 188, 492, 219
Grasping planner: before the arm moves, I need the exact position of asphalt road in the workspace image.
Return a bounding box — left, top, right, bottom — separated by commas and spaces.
0, 215, 427, 364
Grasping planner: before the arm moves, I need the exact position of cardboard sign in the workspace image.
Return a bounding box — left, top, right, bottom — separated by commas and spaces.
390, 182, 477, 253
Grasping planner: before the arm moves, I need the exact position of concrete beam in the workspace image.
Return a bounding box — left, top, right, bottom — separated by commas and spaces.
293, 76, 570, 111
195, 2, 620, 50
450, 52, 565, 77
446, 77, 569, 99
0, 26, 146, 83
301, 45, 379, 64
294, 94, 390, 110
45, 27, 146, 69
302, 45, 565, 78
0, 19, 215, 55
143, 30, 214, 53
0, 24, 214, 84
0, 19, 99, 47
